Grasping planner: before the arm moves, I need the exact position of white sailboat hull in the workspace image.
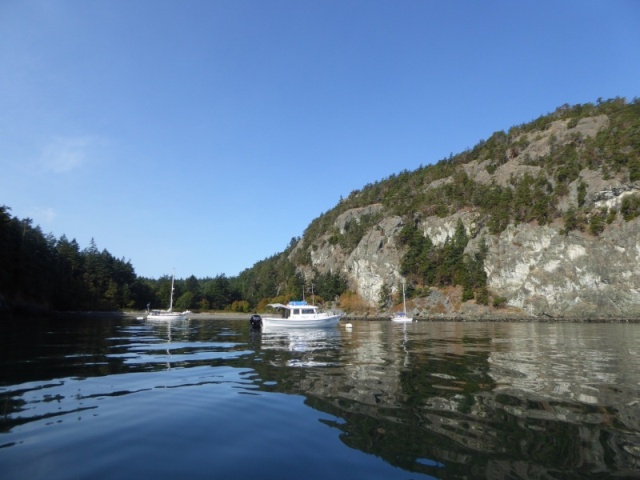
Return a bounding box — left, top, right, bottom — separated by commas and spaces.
146, 311, 189, 321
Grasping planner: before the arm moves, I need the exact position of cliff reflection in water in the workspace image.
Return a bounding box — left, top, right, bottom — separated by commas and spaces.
252, 321, 640, 478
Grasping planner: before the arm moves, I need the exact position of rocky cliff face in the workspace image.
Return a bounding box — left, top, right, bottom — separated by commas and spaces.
296, 200, 640, 318
485, 214, 640, 317
291, 109, 640, 318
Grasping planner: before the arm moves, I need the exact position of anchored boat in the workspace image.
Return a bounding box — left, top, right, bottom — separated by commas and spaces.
255, 301, 342, 329
146, 271, 190, 321
392, 283, 413, 323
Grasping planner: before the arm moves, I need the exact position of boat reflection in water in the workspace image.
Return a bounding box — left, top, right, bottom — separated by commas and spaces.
254, 326, 344, 368
138, 317, 191, 369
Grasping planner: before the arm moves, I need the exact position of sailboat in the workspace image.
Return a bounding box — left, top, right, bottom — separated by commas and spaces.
392, 282, 413, 322
146, 271, 189, 321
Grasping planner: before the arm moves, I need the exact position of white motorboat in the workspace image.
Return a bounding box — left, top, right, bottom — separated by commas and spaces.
392, 283, 413, 322
258, 301, 342, 329
146, 271, 190, 321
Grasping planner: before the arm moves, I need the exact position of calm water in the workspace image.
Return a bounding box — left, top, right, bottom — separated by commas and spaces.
1, 317, 639, 480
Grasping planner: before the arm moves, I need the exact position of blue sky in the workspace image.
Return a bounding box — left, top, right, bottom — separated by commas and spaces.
1, 1, 639, 279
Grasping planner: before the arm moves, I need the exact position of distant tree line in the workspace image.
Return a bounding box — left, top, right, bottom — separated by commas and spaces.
0, 206, 349, 314
145, 240, 348, 313
232, 238, 348, 312
0, 206, 146, 312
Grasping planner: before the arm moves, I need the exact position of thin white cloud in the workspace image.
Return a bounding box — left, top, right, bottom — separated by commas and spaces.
39, 136, 99, 173
33, 206, 57, 225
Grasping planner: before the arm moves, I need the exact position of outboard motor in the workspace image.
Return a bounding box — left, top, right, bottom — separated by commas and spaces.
250, 314, 262, 330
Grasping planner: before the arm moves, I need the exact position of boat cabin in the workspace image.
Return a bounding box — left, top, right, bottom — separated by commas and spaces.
267, 301, 319, 318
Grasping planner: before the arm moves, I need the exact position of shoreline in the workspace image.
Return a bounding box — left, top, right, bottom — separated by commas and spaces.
45, 310, 640, 323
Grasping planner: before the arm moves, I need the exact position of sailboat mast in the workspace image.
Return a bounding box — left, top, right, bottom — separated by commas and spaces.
169, 271, 175, 312
402, 282, 407, 314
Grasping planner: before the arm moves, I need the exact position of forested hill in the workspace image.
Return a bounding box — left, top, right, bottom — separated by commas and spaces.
2, 97, 639, 317
235, 97, 640, 318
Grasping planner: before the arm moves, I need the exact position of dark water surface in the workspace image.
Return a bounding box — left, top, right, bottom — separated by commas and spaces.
1, 316, 639, 479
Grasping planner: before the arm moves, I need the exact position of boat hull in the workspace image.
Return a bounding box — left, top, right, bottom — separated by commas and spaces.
146, 312, 189, 321
391, 313, 413, 322
261, 315, 341, 329
392, 317, 413, 323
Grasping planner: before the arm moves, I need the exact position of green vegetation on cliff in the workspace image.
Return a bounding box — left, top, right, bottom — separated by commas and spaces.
399, 219, 488, 303
304, 97, 639, 249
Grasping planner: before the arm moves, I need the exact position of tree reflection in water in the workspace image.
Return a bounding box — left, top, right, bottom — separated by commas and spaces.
251, 321, 640, 479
